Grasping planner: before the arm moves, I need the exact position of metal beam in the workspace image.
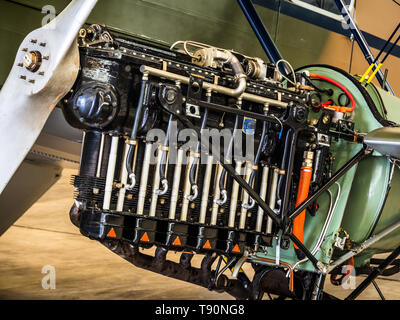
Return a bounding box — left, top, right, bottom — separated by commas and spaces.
237, 0, 283, 65
334, 0, 395, 95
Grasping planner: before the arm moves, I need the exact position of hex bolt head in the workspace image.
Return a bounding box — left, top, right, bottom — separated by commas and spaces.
166, 89, 177, 103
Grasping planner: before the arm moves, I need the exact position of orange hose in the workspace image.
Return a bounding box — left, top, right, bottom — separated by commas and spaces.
293, 166, 313, 249
309, 73, 356, 113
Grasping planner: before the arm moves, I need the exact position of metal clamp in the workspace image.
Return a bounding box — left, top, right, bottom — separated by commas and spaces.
185, 184, 199, 201
155, 179, 169, 196
126, 173, 136, 191
214, 189, 227, 205
242, 197, 255, 209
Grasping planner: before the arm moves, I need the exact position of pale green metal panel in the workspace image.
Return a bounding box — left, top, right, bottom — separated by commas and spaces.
373, 85, 400, 124
345, 83, 400, 267
340, 157, 390, 243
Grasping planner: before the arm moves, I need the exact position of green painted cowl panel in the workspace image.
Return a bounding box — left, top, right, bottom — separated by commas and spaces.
252, 65, 400, 271
343, 82, 400, 267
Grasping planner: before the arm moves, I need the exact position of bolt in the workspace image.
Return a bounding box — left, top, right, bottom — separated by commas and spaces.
20, 75, 26, 80
39, 72, 44, 76
323, 115, 330, 124
29, 79, 35, 84
23, 51, 42, 72
39, 42, 46, 47
166, 89, 177, 103
31, 39, 37, 44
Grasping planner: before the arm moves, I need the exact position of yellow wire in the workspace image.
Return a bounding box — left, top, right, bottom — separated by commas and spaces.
367, 63, 383, 84
360, 63, 374, 83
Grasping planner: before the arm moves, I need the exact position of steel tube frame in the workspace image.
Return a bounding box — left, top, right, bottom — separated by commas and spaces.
288, 148, 369, 221
237, 0, 283, 66
169, 102, 368, 270
170, 102, 325, 268
334, 0, 395, 95
345, 245, 400, 300
190, 99, 282, 125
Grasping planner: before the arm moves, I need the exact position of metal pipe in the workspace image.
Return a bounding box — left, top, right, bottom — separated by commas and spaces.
96, 133, 105, 178
174, 108, 282, 229
116, 143, 130, 211
239, 162, 253, 229
345, 245, 400, 300
280, 129, 298, 224
186, 152, 200, 201
181, 153, 194, 221
292, 182, 341, 271
334, 0, 395, 94
140, 65, 288, 108
159, 114, 174, 184
327, 219, 400, 274
256, 165, 269, 232
211, 163, 224, 225
293, 151, 314, 254
289, 148, 368, 221
236, 0, 284, 68
126, 76, 149, 184
199, 155, 213, 224
373, 22, 400, 64
228, 161, 243, 228
149, 146, 164, 217
266, 167, 279, 234
103, 135, 119, 210
136, 143, 152, 215
207, 49, 247, 97
311, 273, 326, 300
169, 148, 184, 220
219, 115, 239, 194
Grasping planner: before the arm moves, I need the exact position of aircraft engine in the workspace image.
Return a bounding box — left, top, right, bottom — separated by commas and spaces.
61, 24, 400, 299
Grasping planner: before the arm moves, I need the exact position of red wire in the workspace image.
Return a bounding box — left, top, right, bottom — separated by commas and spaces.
309, 73, 356, 111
